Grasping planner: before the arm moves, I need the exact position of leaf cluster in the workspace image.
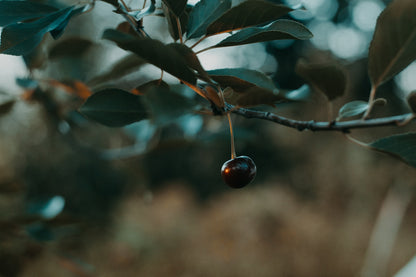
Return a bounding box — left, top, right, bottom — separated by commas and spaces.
1, 0, 416, 170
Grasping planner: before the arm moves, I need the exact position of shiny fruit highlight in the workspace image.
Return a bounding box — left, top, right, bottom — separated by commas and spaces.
221, 156, 256, 188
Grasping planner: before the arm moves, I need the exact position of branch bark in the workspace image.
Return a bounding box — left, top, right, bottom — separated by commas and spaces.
228, 105, 415, 132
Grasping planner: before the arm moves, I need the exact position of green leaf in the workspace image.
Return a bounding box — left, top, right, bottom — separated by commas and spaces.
135, 80, 169, 93
187, 0, 231, 39
88, 54, 146, 86
337, 101, 369, 120
207, 68, 286, 107
79, 89, 148, 127
295, 59, 347, 101
0, 6, 74, 55
212, 19, 312, 48
23, 42, 47, 69
208, 68, 277, 91
168, 43, 211, 82
49, 6, 85, 39
143, 86, 196, 125
16, 77, 38, 89
162, 0, 187, 17
368, 0, 416, 88
0, 97, 15, 116
370, 133, 416, 168
223, 86, 284, 107
49, 37, 94, 59
102, 29, 197, 85
0, 0, 58, 26
163, 4, 191, 41
131, 0, 156, 20
206, 0, 292, 36
407, 91, 416, 113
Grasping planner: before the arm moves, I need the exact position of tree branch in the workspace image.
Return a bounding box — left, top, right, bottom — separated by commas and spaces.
229, 105, 415, 132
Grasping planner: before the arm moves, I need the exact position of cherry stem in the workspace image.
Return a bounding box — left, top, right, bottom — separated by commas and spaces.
158, 70, 164, 84
227, 113, 236, 159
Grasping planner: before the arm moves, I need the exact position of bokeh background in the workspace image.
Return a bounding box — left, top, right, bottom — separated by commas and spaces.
1, 0, 416, 276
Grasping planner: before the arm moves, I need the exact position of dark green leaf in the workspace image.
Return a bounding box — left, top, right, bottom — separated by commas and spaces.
16, 77, 38, 89
206, 0, 292, 36
208, 68, 285, 107
88, 54, 146, 86
0, 0, 58, 26
102, 29, 197, 84
168, 43, 211, 82
143, 86, 195, 125
368, 0, 416, 88
26, 223, 54, 241
0, 98, 15, 116
407, 91, 416, 113
135, 80, 169, 93
223, 86, 284, 107
79, 89, 148, 127
187, 0, 231, 39
0, 6, 74, 55
49, 6, 85, 39
163, 4, 191, 41
162, 0, 187, 17
212, 19, 312, 48
370, 133, 416, 168
337, 101, 369, 120
23, 42, 47, 69
49, 37, 94, 59
295, 59, 347, 101
208, 68, 277, 91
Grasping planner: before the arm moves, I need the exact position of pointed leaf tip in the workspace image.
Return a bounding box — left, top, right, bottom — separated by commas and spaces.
187, 0, 231, 39
80, 89, 148, 127
206, 0, 293, 36
212, 19, 312, 48
103, 29, 197, 85
370, 133, 416, 168
337, 101, 369, 120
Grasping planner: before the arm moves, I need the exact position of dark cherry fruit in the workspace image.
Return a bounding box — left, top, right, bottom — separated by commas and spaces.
221, 156, 256, 188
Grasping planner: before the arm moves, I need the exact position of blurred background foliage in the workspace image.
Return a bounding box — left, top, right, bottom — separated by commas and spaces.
1, 0, 416, 276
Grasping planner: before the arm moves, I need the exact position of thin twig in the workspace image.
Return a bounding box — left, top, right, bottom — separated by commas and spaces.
195, 45, 214, 55
363, 86, 377, 119
176, 16, 183, 43
119, 0, 130, 11
190, 35, 208, 49
228, 104, 415, 132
